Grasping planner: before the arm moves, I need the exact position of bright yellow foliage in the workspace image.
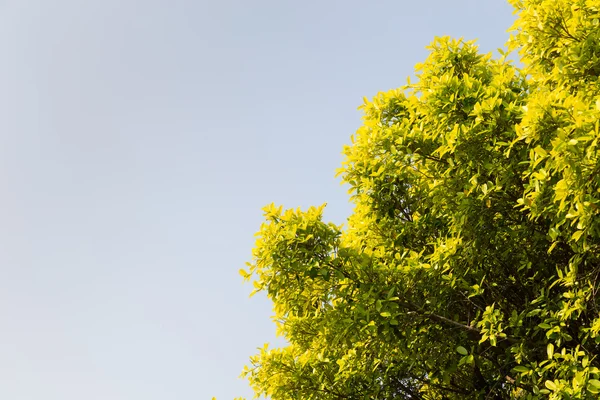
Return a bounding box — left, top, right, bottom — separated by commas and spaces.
241, 1, 600, 398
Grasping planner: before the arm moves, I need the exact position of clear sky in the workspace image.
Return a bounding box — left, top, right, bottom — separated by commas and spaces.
0, 1, 516, 399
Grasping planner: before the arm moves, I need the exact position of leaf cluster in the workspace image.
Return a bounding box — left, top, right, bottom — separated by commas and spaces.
241, 1, 600, 398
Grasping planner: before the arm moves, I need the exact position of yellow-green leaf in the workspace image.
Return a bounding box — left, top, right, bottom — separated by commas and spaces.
547, 343, 554, 359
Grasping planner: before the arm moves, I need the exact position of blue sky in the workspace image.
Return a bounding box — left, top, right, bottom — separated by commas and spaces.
0, 1, 515, 399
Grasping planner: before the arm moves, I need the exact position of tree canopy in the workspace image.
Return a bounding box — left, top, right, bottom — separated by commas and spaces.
240, 0, 600, 398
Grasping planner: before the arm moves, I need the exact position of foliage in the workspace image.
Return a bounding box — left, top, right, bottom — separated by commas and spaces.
241, 0, 600, 398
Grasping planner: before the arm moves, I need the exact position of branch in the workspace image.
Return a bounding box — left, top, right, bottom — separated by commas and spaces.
400, 300, 481, 334
397, 299, 519, 344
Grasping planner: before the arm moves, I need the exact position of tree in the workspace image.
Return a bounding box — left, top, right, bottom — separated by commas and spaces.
240, 1, 600, 398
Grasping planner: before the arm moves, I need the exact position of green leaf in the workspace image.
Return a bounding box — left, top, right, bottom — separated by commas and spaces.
526, 309, 541, 317
589, 385, 600, 394
547, 343, 554, 359
456, 346, 468, 356
380, 312, 391, 318
589, 379, 600, 389
572, 230, 584, 242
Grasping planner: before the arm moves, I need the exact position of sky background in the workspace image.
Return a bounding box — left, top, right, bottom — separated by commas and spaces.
0, 1, 516, 399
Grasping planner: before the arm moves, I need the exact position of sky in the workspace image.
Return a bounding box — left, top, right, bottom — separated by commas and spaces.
0, 1, 516, 399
